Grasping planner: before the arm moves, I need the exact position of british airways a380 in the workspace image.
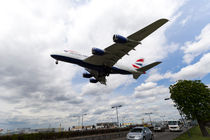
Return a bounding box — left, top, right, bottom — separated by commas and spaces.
51, 19, 168, 84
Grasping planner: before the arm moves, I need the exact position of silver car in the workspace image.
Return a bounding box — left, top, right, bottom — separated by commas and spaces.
126, 127, 154, 140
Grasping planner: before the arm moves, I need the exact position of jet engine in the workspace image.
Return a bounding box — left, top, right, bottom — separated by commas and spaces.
92, 48, 105, 55
113, 34, 128, 43
89, 78, 98, 83
83, 73, 92, 78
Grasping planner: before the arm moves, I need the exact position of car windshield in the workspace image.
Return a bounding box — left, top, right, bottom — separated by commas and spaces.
130, 128, 143, 132
168, 121, 178, 125
155, 124, 160, 127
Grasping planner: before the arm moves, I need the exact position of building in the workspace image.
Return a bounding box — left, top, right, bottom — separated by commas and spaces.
96, 122, 118, 129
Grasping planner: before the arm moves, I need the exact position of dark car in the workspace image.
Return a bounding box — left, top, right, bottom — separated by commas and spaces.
153, 124, 165, 132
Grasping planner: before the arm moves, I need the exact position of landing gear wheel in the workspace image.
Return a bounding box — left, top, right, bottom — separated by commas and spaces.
55, 60, 58, 64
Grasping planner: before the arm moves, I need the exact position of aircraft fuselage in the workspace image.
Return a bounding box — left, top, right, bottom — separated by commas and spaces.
51, 51, 134, 75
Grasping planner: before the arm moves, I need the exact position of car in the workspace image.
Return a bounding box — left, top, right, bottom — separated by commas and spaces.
153, 124, 165, 132
127, 127, 154, 140
168, 121, 183, 132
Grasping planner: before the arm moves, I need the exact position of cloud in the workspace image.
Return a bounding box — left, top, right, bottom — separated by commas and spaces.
145, 69, 164, 82
134, 82, 169, 98
92, 107, 109, 115
146, 53, 210, 82
180, 15, 191, 26
0, 0, 185, 129
81, 75, 134, 96
182, 23, 210, 64
170, 53, 210, 80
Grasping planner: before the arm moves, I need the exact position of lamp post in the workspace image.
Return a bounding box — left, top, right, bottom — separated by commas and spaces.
164, 98, 185, 123
111, 105, 122, 127
73, 115, 80, 126
81, 114, 87, 129
160, 115, 165, 122
164, 97, 191, 138
145, 112, 153, 125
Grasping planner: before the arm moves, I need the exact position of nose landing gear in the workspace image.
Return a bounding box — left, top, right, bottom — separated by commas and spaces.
55, 60, 58, 64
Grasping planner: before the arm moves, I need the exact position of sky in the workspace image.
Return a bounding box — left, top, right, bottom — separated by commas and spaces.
0, 0, 210, 130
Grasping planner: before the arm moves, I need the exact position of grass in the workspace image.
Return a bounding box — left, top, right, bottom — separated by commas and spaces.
174, 126, 210, 140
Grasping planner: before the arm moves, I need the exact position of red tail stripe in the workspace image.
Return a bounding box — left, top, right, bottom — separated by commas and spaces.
136, 59, 144, 62
132, 64, 140, 69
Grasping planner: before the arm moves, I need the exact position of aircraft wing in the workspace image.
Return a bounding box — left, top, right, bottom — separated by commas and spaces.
84, 19, 168, 67
85, 69, 107, 85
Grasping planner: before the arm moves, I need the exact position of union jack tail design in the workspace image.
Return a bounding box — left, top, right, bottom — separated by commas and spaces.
132, 58, 144, 69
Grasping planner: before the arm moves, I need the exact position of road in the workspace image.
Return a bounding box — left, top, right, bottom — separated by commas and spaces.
113, 128, 188, 140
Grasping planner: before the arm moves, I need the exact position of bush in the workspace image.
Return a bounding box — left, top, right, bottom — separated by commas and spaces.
0, 127, 130, 140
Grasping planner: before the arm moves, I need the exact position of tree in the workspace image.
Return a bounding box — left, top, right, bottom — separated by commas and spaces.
169, 80, 210, 137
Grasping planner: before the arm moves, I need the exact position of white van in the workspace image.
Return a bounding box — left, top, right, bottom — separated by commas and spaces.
168, 121, 183, 132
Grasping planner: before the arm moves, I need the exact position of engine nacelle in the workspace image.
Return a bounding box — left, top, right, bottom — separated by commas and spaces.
89, 78, 98, 83
113, 34, 128, 43
83, 73, 92, 78
92, 48, 105, 55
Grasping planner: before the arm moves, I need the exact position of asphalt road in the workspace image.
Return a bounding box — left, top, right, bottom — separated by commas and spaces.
113, 128, 188, 140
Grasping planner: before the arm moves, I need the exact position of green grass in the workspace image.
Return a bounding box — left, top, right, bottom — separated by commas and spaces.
174, 126, 210, 140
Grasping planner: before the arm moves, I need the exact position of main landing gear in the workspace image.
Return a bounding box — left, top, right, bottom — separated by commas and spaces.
55, 60, 58, 64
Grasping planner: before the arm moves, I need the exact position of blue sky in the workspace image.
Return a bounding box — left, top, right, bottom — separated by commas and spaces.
0, 0, 210, 131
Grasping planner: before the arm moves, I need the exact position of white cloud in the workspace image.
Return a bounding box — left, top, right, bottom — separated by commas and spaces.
134, 82, 169, 98
146, 69, 164, 82
180, 15, 191, 26
182, 23, 210, 64
0, 0, 185, 129
146, 53, 210, 82
170, 53, 210, 80
81, 75, 134, 96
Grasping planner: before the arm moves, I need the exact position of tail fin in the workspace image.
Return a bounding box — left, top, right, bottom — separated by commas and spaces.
132, 61, 162, 80
132, 58, 144, 69
132, 58, 144, 79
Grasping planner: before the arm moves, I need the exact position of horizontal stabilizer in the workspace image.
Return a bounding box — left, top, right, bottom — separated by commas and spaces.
137, 61, 161, 72
133, 73, 142, 79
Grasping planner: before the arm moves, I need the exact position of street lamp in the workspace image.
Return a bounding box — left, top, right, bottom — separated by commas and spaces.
164, 97, 191, 137
111, 105, 122, 127
145, 112, 153, 125
73, 115, 80, 126
165, 98, 184, 121
81, 114, 87, 129
160, 115, 165, 122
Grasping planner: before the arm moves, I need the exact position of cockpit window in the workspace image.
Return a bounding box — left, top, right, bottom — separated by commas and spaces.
64, 50, 78, 54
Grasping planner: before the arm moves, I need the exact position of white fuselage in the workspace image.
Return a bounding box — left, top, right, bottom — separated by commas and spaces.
51, 50, 137, 74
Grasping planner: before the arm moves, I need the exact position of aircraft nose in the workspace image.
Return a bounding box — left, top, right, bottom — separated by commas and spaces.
50, 54, 57, 59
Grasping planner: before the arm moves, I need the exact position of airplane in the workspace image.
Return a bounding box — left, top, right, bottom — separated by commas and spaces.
51, 18, 168, 84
